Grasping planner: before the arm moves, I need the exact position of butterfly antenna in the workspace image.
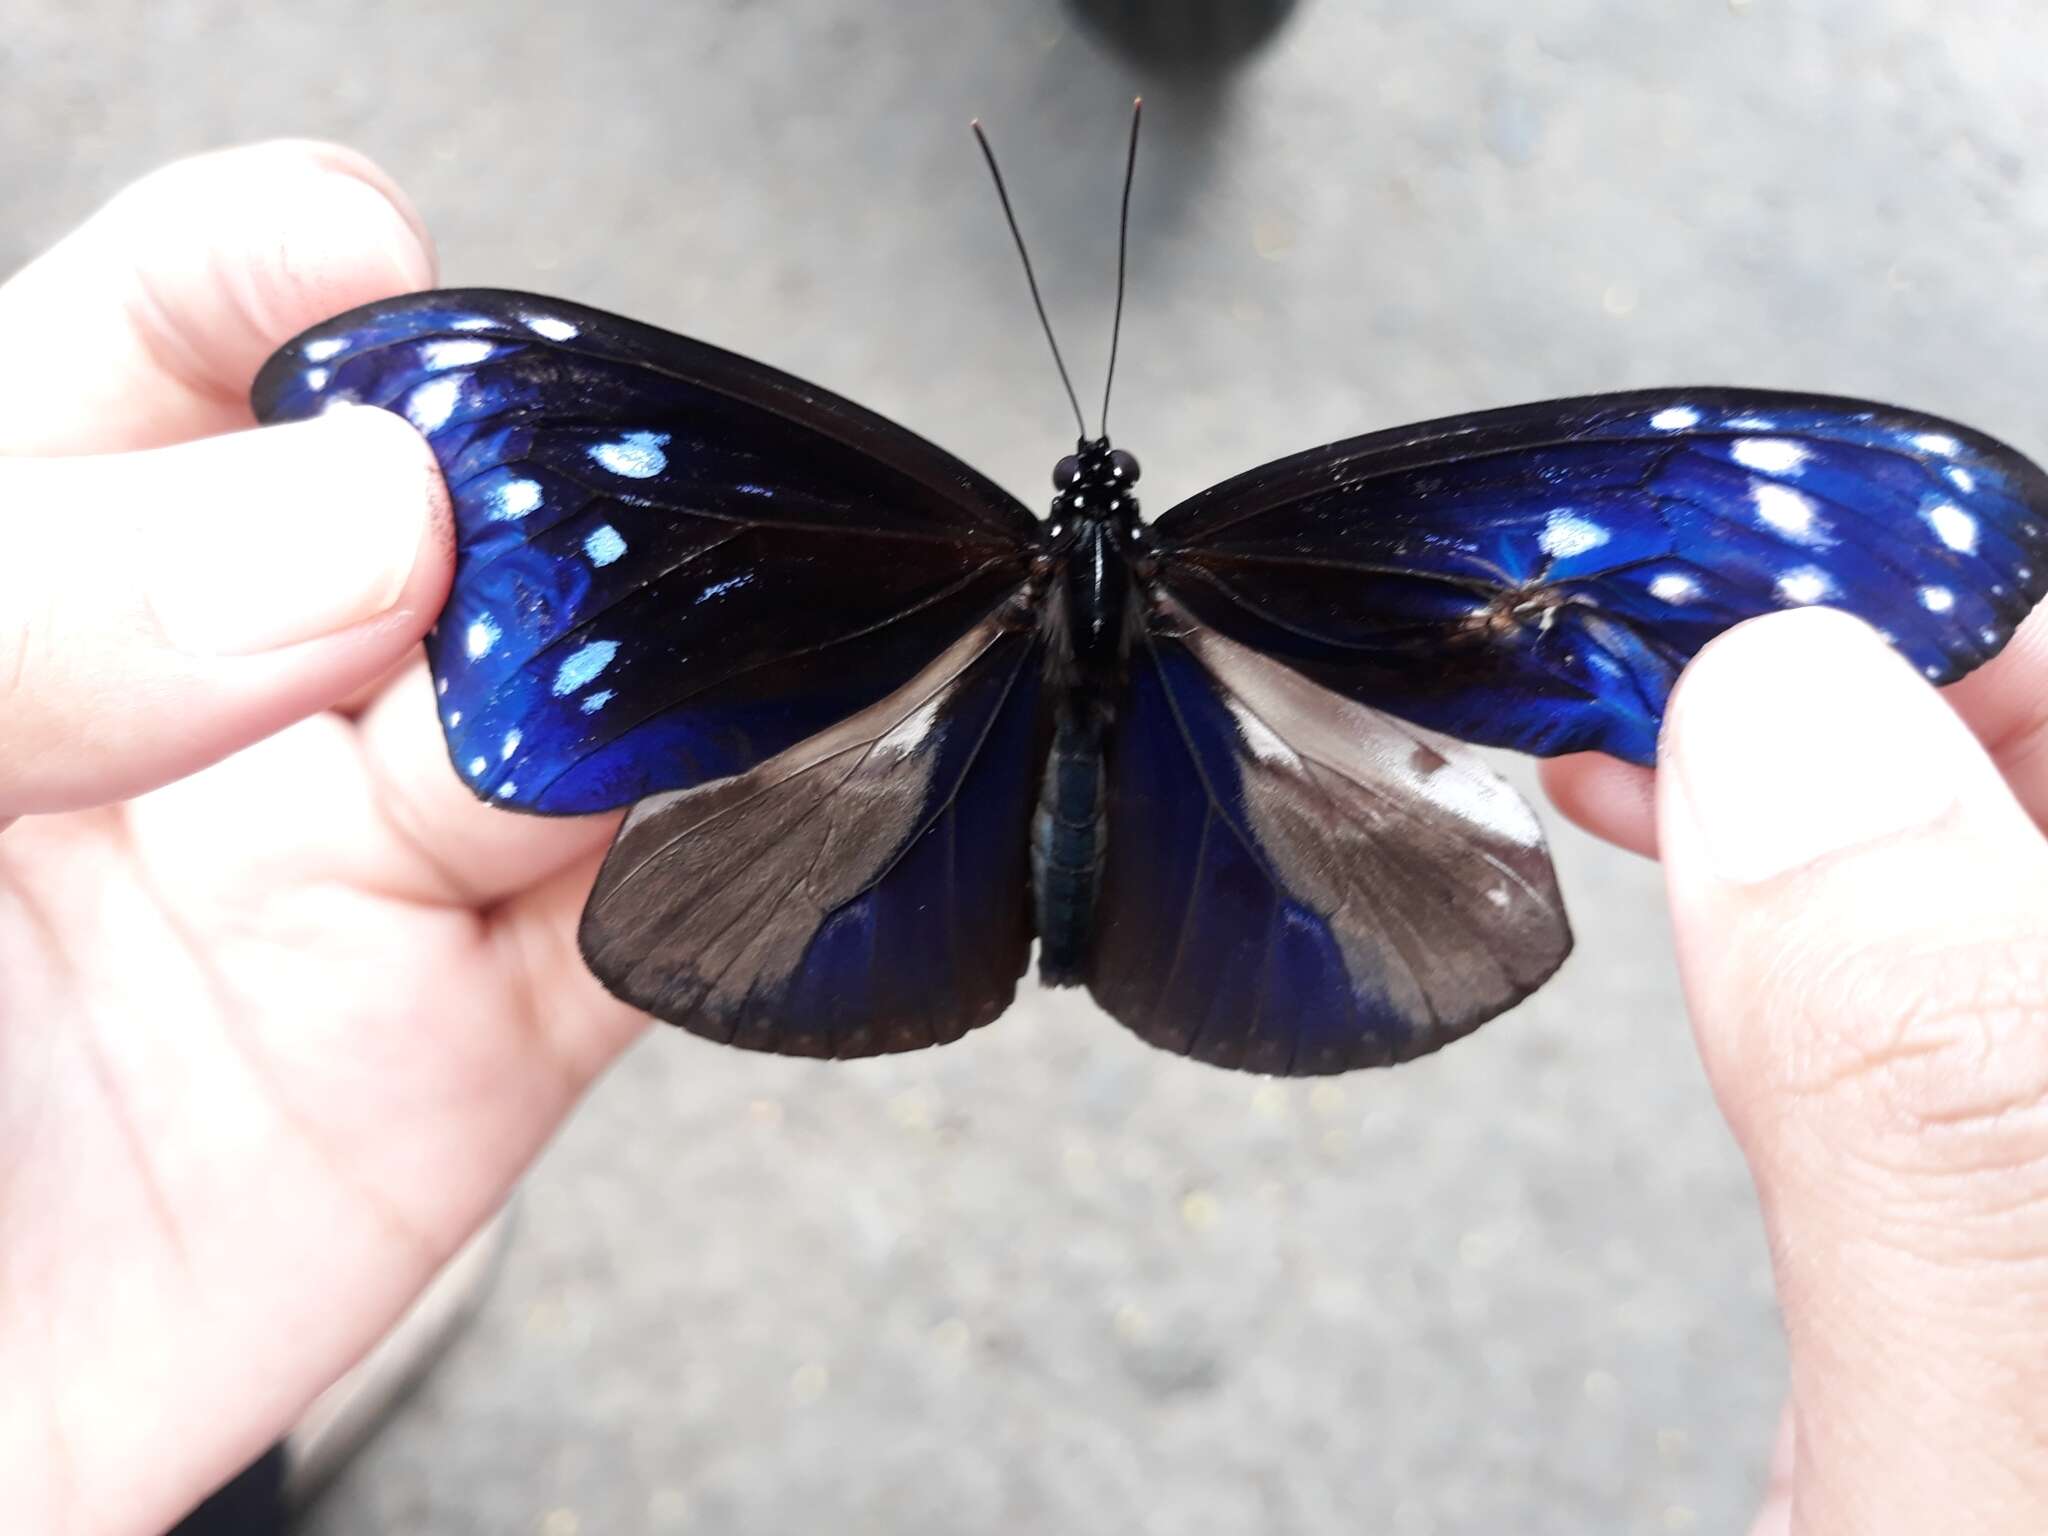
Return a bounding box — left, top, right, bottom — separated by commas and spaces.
973, 118, 1089, 441
1099, 97, 1142, 439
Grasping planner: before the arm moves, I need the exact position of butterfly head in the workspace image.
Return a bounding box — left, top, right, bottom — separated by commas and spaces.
1052, 437, 1142, 527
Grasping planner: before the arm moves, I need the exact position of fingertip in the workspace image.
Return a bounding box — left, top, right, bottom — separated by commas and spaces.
0, 140, 438, 454
1657, 607, 1997, 887
1539, 753, 1659, 858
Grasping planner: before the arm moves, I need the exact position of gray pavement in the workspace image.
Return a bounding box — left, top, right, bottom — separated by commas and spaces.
10, 2, 2048, 1531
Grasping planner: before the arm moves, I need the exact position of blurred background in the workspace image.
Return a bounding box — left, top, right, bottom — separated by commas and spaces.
11, 1, 2048, 1531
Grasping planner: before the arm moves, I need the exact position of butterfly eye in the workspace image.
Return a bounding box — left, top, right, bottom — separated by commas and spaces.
1053, 455, 1080, 490
1111, 449, 1141, 484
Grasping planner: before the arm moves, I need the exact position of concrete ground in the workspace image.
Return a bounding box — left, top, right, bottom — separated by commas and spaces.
10, 2, 2048, 1531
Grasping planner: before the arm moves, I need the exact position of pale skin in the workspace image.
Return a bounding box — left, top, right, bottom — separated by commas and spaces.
2, 144, 2045, 1536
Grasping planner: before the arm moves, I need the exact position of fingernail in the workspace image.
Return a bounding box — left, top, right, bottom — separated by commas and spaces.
1664, 608, 1965, 883
282, 168, 437, 294
147, 409, 436, 655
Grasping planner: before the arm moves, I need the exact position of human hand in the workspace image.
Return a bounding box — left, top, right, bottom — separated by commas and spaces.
1544, 603, 2048, 1534
0, 143, 643, 1536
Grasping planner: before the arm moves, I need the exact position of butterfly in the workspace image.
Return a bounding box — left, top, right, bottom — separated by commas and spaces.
251, 109, 2048, 1076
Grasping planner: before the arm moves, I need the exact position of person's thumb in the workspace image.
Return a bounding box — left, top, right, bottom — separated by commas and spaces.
0, 405, 450, 819
1658, 605, 2048, 1534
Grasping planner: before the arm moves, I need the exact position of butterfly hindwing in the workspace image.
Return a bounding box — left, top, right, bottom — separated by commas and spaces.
253, 290, 1040, 812
1153, 388, 2048, 763
1086, 599, 1572, 1075
577, 611, 1045, 1058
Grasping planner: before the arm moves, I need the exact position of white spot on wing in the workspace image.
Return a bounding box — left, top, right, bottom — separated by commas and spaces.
1731, 437, 1809, 475
302, 337, 347, 362
446, 710, 462, 728
1650, 406, 1700, 431
437, 676, 449, 697
465, 613, 501, 659
1924, 502, 1978, 554
423, 338, 494, 370
1946, 465, 1977, 494
580, 689, 614, 714
1919, 584, 1955, 613
590, 430, 669, 478
501, 728, 521, 761
1648, 572, 1699, 603
584, 524, 628, 567
1913, 432, 1961, 456
552, 639, 620, 695
881, 695, 946, 756
1752, 482, 1823, 541
1404, 750, 1544, 848
1538, 510, 1611, 560
497, 781, 518, 799
1776, 567, 1833, 605
1227, 699, 1298, 765
525, 314, 579, 341
303, 366, 329, 390
405, 376, 462, 432
467, 756, 487, 777
489, 477, 543, 520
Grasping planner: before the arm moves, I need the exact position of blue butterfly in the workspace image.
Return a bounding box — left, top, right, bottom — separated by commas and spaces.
251, 123, 2048, 1076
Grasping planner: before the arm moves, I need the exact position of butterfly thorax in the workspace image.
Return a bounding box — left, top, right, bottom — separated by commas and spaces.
1047, 436, 1144, 690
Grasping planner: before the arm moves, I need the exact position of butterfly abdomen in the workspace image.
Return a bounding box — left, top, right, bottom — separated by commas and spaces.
1032, 701, 1108, 986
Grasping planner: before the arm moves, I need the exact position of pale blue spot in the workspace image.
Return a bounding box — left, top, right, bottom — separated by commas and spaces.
580, 689, 614, 714
1732, 438, 1808, 475
423, 338, 494, 371
553, 639, 620, 696
1538, 510, 1610, 560
467, 755, 487, 777
501, 728, 521, 761
699, 572, 754, 603
584, 524, 627, 567
1925, 502, 1978, 554
407, 376, 462, 432
465, 613, 501, 659
1776, 567, 1833, 605
1648, 572, 1699, 604
590, 431, 669, 479
497, 781, 518, 799
489, 478, 543, 521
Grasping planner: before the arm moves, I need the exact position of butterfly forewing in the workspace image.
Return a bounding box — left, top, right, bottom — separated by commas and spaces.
577, 611, 1046, 1057
1151, 388, 2048, 764
253, 290, 1040, 812
1086, 600, 1572, 1075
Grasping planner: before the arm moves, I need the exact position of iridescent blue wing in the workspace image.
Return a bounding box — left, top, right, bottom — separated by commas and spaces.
577, 612, 1044, 1057
253, 290, 1040, 811
1087, 599, 1571, 1075
1151, 389, 2048, 763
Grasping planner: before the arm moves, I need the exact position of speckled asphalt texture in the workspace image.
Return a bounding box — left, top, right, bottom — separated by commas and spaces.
10, 3, 2048, 1531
